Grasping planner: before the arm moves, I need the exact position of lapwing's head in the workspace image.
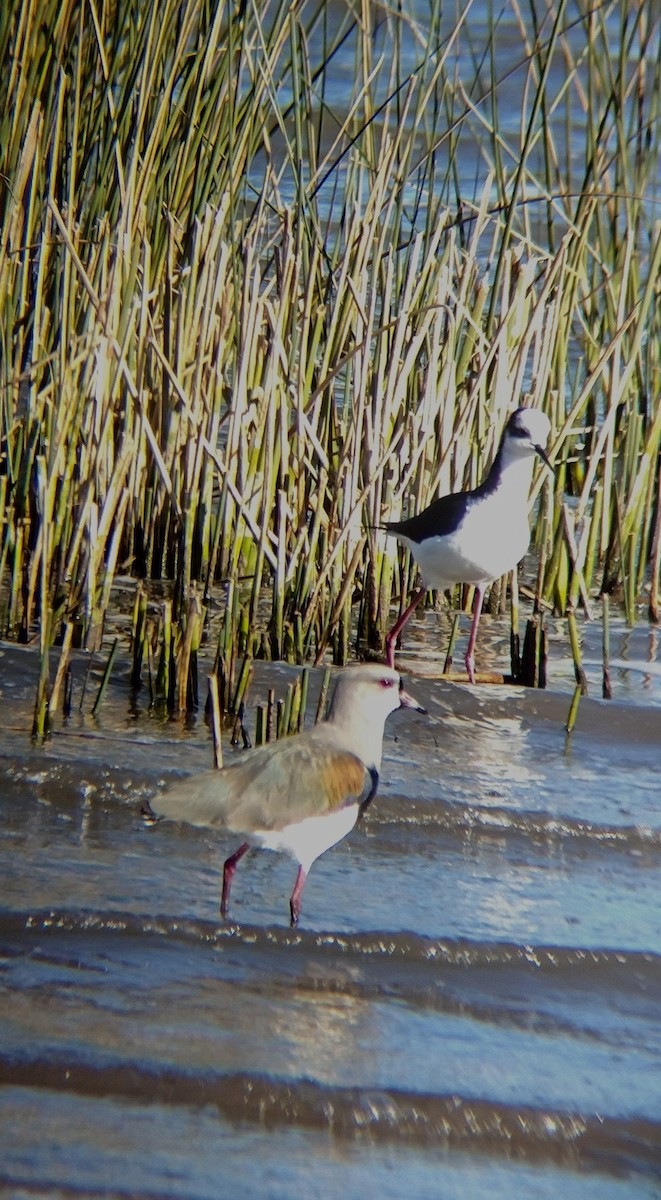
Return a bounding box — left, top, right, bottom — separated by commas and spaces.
328, 663, 426, 727
504, 407, 553, 470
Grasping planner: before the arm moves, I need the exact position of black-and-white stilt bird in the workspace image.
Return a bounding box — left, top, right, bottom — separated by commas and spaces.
381, 407, 553, 682
143, 663, 425, 926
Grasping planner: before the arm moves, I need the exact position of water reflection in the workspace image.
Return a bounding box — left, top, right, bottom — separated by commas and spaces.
1, 637, 661, 1198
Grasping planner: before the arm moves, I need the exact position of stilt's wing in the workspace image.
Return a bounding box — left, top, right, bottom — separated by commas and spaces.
150, 736, 370, 834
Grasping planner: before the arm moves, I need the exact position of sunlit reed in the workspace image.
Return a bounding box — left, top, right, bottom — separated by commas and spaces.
0, 0, 658, 729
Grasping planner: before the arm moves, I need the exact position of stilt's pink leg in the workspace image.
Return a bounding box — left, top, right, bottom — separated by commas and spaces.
289, 865, 308, 927
464, 586, 485, 685
221, 842, 250, 918
385, 586, 426, 667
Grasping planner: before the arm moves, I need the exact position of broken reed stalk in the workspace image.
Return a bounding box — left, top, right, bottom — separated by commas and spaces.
130, 585, 148, 691
442, 614, 461, 676
49, 621, 75, 718
32, 617, 53, 739
567, 611, 588, 697
91, 638, 119, 716
277, 684, 294, 740
602, 594, 612, 701
208, 673, 223, 769
297, 667, 309, 732
510, 568, 521, 681
649, 469, 661, 624
266, 689, 276, 742
520, 616, 546, 689
315, 668, 332, 724
231, 702, 252, 750
156, 601, 173, 710
279, 666, 311, 735
175, 592, 203, 714
231, 656, 253, 717
565, 686, 582, 735
254, 705, 267, 748
246, 666, 318, 749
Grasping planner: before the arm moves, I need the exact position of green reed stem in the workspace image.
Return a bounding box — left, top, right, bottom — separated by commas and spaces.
91, 637, 118, 716
602, 593, 612, 701
443, 614, 461, 676
565, 685, 582, 735
208, 673, 223, 769
315, 668, 332, 724
567, 611, 588, 696
510, 568, 521, 681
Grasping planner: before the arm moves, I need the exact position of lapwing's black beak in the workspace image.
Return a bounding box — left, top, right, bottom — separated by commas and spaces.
398, 679, 427, 714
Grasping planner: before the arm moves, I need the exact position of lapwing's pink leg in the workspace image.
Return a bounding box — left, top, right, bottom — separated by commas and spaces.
289, 865, 308, 927
221, 842, 250, 918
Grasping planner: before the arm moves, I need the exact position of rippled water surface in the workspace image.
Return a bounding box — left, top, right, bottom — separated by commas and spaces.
1, 612, 660, 1199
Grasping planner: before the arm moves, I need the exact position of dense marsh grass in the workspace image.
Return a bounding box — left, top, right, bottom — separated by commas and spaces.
0, 0, 659, 727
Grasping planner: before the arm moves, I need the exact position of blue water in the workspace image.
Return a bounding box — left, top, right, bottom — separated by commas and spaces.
1, 629, 660, 1199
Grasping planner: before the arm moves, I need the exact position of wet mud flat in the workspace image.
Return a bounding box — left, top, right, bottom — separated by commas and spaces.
0, 638, 660, 1199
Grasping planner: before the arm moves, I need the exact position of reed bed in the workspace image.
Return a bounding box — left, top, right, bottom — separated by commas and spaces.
0, 0, 659, 727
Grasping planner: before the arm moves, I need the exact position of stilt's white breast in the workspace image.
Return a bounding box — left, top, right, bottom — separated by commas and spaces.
403, 464, 536, 590
417, 500, 530, 588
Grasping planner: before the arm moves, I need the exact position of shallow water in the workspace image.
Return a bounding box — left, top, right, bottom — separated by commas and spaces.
0, 619, 660, 1199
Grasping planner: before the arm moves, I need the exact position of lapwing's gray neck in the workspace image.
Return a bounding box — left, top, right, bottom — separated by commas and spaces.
325, 701, 386, 773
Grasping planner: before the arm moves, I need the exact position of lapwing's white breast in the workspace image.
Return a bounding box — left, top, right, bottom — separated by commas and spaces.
252, 802, 361, 872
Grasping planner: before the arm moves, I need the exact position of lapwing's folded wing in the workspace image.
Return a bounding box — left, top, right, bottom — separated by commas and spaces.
150, 736, 371, 834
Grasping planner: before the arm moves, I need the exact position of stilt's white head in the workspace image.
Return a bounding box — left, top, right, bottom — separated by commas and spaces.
502, 407, 553, 469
